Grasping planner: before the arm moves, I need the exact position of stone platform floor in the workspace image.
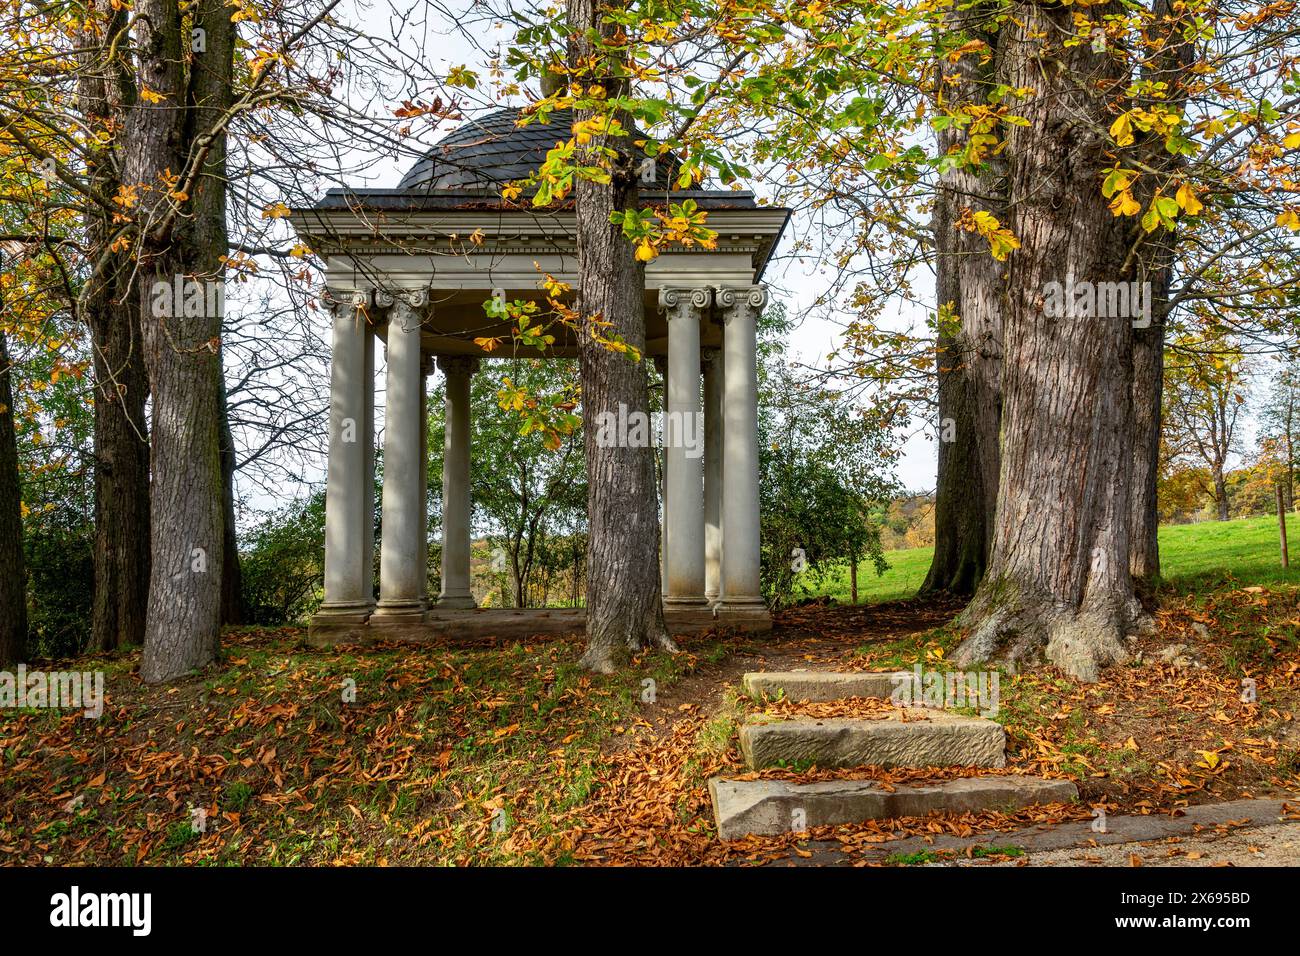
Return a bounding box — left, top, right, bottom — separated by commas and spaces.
307, 604, 772, 646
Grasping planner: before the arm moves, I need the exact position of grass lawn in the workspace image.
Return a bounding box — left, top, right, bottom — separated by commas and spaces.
812, 513, 1300, 605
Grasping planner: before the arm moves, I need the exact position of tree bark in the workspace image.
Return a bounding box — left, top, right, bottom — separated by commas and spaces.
921, 2, 1004, 597
567, 0, 674, 672
1129, 277, 1166, 582
192, 0, 241, 629
953, 1, 1148, 682
0, 323, 29, 666
88, 295, 151, 652
1130, 0, 1194, 584
127, 0, 227, 682
79, 9, 153, 653
218, 374, 242, 624
1213, 466, 1229, 520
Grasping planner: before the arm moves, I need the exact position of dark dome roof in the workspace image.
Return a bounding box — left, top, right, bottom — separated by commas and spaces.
397, 107, 682, 192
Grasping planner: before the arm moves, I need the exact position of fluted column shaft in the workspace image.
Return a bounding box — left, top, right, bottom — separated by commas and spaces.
654, 355, 669, 596
321, 291, 374, 618
376, 293, 429, 618
702, 347, 723, 604
438, 355, 479, 608
660, 288, 709, 607
718, 286, 766, 608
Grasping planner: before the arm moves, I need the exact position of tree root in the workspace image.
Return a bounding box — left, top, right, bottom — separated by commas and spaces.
954, 580, 1134, 682
578, 611, 677, 674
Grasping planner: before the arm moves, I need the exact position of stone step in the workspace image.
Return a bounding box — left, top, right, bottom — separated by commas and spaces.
739, 711, 1006, 771
742, 671, 902, 702
709, 774, 1078, 840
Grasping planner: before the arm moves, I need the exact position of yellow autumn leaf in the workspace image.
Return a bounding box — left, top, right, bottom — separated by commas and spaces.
261, 202, 291, 219
140, 87, 165, 104
1284, 132, 1300, 150
1109, 189, 1141, 217
1175, 182, 1203, 216
1277, 209, 1300, 231
1109, 112, 1134, 147
988, 229, 1020, 261
635, 239, 657, 262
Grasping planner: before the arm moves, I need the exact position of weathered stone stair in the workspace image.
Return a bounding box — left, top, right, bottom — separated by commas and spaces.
742, 671, 900, 701
710, 670, 1077, 841
740, 711, 1006, 770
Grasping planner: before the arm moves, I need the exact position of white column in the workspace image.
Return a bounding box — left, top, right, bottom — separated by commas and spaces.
654, 355, 668, 596
361, 328, 376, 603
702, 347, 723, 604
660, 288, 709, 607
320, 290, 373, 620
375, 291, 429, 619
718, 286, 766, 609
420, 355, 433, 601
437, 355, 478, 608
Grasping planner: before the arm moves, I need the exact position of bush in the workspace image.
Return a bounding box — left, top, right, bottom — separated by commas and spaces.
25, 507, 93, 658
239, 493, 327, 625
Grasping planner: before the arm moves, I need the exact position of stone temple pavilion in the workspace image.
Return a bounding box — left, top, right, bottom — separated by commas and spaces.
290, 107, 788, 645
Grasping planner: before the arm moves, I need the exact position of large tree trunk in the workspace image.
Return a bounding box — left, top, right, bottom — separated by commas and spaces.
920, 2, 1004, 597
218, 368, 242, 624
127, 0, 226, 682
88, 296, 152, 652
567, 0, 674, 672
1130, 0, 1194, 584
923, 330, 993, 596
79, 9, 153, 654
0, 326, 29, 666
953, 1, 1147, 682
193, 0, 241, 630
1129, 273, 1166, 583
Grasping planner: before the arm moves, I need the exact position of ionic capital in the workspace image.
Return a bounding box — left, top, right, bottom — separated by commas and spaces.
321, 288, 370, 312
402, 287, 431, 309
659, 287, 712, 319
716, 286, 767, 325
437, 355, 481, 377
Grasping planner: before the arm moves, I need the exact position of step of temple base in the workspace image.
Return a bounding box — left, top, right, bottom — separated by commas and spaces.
739, 712, 1006, 770
742, 671, 902, 702
710, 774, 1077, 840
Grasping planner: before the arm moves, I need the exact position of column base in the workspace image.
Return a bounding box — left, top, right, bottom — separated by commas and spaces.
714, 599, 772, 634
719, 596, 768, 614
436, 594, 477, 610
313, 602, 373, 624
664, 593, 709, 609
370, 599, 427, 622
